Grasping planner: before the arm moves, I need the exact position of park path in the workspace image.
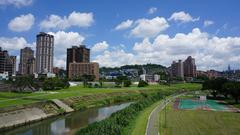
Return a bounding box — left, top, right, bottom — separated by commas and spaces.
145, 93, 185, 135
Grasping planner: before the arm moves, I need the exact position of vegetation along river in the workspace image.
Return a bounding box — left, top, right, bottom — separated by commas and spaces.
1, 102, 132, 135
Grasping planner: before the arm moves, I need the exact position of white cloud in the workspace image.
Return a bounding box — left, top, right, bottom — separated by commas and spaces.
8, 14, 35, 32
115, 20, 133, 30
132, 28, 240, 70
91, 41, 109, 53
130, 17, 169, 38
168, 11, 199, 23
48, 31, 85, 68
0, 37, 33, 51
204, 20, 214, 27
0, 0, 32, 7
93, 28, 240, 70
93, 50, 136, 67
148, 7, 157, 14
40, 11, 94, 30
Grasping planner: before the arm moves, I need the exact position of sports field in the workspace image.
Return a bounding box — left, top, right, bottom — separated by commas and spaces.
160, 98, 240, 135
174, 98, 238, 112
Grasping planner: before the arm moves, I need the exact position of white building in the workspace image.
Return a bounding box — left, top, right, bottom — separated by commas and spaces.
140, 74, 160, 82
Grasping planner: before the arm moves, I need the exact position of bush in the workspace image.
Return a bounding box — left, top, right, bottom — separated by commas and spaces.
75, 92, 172, 135
123, 80, 131, 87
138, 80, 148, 87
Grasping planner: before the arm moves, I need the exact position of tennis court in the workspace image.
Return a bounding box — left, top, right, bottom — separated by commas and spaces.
174, 98, 238, 112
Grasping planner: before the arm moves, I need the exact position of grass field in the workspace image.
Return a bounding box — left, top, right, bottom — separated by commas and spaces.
159, 103, 240, 135
122, 99, 163, 135
0, 83, 201, 108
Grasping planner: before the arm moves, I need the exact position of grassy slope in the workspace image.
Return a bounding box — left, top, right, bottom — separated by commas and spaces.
122, 83, 201, 135
0, 83, 201, 108
159, 103, 240, 135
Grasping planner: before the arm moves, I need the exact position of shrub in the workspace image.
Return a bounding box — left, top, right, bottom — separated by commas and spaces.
123, 80, 131, 87
138, 80, 148, 87
75, 92, 172, 135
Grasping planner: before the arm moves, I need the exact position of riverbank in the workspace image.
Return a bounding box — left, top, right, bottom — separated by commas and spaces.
0, 83, 201, 133
0, 91, 142, 132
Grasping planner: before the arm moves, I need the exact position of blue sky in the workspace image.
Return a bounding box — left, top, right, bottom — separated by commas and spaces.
0, 0, 240, 71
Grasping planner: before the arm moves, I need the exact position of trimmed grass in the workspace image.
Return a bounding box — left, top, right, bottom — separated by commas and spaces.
0, 83, 201, 108
122, 99, 163, 135
159, 103, 240, 135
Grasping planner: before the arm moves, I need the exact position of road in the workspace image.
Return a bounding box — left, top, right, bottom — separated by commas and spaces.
145, 93, 185, 135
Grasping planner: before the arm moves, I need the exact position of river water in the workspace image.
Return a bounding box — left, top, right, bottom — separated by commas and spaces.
2, 102, 132, 135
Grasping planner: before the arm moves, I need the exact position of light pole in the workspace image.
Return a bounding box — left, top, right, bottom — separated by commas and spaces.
164, 96, 167, 128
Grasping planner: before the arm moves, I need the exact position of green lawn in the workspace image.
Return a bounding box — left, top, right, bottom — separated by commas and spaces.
0, 83, 201, 108
122, 99, 163, 135
159, 103, 240, 135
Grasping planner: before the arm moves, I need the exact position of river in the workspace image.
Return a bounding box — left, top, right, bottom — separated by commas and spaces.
1, 102, 132, 135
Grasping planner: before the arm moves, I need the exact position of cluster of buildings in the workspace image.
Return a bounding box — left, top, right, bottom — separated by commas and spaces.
0, 32, 99, 81
170, 56, 197, 80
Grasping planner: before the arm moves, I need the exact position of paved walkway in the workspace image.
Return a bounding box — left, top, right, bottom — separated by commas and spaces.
52, 99, 74, 113
145, 93, 185, 135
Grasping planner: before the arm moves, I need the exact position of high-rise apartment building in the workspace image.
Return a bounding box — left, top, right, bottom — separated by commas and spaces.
67, 45, 90, 77
26, 58, 36, 75
68, 62, 99, 80
36, 32, 54, 73
183, 56, 197, 77
0, 47, 16, 76
19, 47, 35, 75
171, 60, 184, 78
66, 45, 99, 80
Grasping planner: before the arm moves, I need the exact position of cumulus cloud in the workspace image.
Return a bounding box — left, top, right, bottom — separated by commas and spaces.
40, 11, 94, 30
0, 0, 32, 7
130, 17, 169, 38
93, 50, 136, 67
91, 41, 109, 53
115, 20, 133, 30
168, 11, 199, 23
0, 37, 33, 51
133, 28, 240, 70
204, 20, 214, 27
48, 31, 85, 68
8, 14, 35, 32
148, 7, 157, 14
94, 28, 240, 70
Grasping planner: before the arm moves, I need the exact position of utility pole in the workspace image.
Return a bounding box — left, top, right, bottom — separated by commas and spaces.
164, 96, 167, 128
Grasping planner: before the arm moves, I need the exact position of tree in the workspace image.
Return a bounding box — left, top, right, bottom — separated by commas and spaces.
123, 80, 132, 87
202, 78, 227, 98
12, 76, 35, 92
138, 80, 148, 87
223, 82, 240, 104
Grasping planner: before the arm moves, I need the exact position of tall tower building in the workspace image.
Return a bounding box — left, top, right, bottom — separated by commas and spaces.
0, 47, 16, 76
36, 32, 54, 74
183, 56, 197, 77
171, 60, 184, 79
67, 45, 90, 76
19, 47, 35, 75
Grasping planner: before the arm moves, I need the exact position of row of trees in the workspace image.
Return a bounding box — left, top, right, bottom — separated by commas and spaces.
202, 78, 240, 103
5, 76, 70, 92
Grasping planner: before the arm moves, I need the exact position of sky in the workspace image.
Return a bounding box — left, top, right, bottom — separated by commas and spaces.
0, 0, 240, 71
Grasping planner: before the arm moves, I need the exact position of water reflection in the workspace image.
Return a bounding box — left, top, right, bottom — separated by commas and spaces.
2, 102, 132, 135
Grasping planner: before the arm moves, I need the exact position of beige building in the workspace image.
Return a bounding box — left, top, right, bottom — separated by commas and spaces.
36, 32, 54, 73
68, 62, 99, 80
19, 47, 35, 75
171, 60, 184, 79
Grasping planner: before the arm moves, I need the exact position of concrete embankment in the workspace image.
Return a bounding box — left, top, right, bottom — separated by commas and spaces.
0, 101, 60, 132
